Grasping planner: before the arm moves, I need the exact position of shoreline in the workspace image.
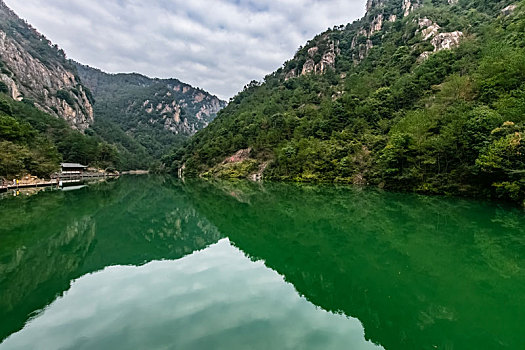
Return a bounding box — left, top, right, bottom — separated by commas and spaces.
0, 173, 119, 193
121, 170, 150, 175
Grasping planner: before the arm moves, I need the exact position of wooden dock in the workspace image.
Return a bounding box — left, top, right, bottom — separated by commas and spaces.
1, 179, 58, 191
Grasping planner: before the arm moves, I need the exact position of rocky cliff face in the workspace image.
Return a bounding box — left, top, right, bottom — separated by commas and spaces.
141, 81, 225, 135
352, 0, 424, 61
75, 64, 226, 137
0, 1, 93, 131
285, 34, 340, 80
282, 0, 472, 79
415, 15, 465, 61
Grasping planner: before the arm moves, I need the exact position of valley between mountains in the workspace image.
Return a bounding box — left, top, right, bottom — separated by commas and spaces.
0, 0, 524, 204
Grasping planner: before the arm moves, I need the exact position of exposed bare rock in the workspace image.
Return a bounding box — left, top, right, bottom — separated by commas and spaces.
223, 148, 252, 164
431, 31, 464, 51
418, 51, 432, 61
0, 29, 94, 130
501, 4, 517, 15
418, 17, 433, 28
316, 42, 337, 73
419, 30, 464, 61
351, 0, 424, 64
351, 28, 368, 50
284, 0, 448, 73
301, 59, 315, 75
354, 37, 375, 63
416, 17, 464, 60
0, 73, 21, 100
403, 0, 412, 16
418, 18, 440, 40
366, 0, 386, 12
284, 69, 296, 81
423, 27, 440, 39
299, 39, 338, 76
363, 39, 374, 58
0, 2, 95, 131
163, 105, 183, 133
403, 0, 421, 17
161, 105, 173, 114
308, 46, 319, 57
194, 92, 205, 103
154, 95, 223, 135
370, 14, 384, 34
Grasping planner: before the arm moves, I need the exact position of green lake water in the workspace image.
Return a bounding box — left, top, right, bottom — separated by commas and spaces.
0, 176, 523, 349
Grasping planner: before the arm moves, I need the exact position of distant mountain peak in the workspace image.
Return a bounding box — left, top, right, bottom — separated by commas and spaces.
75, 63, 226, 138
73, 63, 226, 159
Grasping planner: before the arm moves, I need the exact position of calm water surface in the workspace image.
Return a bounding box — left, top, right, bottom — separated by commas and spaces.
0, 176, 523, 349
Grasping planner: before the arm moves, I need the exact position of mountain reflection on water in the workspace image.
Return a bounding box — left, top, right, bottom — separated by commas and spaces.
0, 176, 523, 349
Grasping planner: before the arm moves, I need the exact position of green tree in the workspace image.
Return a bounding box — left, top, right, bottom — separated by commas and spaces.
476, 122, 525, 201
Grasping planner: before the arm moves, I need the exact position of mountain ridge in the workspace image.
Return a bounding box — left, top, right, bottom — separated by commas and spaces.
75, 62, 226, 160
75, 62, 226, 137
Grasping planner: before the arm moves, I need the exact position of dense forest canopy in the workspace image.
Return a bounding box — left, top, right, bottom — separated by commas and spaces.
170, 0, 525, 204
75, 63, 226, 164
0, 94, 120, 179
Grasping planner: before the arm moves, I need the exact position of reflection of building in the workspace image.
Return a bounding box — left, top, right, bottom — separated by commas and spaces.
60, 163, 87, 175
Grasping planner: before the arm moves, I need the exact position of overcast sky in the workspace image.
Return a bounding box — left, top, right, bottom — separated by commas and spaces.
4, 0, 365, 100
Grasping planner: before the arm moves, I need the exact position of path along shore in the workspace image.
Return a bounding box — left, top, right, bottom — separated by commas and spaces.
0, 172, 119, 193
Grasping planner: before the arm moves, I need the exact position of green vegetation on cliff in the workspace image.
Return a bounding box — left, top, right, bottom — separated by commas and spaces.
0, 94, 119, 179
75, 63, 226, 161
173, 0, 525, 204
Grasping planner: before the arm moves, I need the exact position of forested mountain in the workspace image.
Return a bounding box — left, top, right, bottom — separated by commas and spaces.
75, 64, 226, 160
0, 1, 225, 176
173, 0, 525, 204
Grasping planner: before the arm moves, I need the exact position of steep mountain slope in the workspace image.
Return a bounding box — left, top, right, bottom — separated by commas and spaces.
175, 0, 525, 204
0, 1, 226, 174
0, 90, 127, 179
75, 64, 226, 159
0, 0, 93, 131
0, 1, 148, 173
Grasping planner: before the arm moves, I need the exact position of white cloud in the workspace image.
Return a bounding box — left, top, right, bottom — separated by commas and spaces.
4, 0, 365, 99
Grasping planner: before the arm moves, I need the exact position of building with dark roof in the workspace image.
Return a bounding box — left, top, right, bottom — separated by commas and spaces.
60, 163, 87, 175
